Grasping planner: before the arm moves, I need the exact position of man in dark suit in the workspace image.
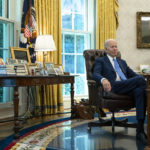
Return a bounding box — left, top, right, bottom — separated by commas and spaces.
92, 39, 147, 143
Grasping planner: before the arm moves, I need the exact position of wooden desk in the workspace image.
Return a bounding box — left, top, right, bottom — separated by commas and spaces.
0, 75, 75, 139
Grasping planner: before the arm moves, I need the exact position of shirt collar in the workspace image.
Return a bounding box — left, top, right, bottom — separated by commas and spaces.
107, 54, 116, 61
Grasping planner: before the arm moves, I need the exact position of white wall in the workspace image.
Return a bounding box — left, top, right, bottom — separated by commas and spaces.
117, 0, 150, 71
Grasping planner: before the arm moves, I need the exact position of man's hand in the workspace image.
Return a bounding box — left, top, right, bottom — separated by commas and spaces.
102, 79, 111, 92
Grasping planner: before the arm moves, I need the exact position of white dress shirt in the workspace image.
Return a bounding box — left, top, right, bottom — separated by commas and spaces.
107, 54, 121, 81
101, 54, 121, 83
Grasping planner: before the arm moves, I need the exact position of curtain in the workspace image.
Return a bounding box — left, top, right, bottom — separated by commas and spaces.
96, 0, 119, 49
34, 0, 64, 115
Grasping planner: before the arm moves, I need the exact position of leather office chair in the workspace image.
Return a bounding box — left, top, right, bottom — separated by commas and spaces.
83, 49, 137, 132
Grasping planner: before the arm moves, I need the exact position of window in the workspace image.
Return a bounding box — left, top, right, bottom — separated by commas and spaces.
0, 0, 9, 18
61, 0, 95, 97
0, 0, 14, 103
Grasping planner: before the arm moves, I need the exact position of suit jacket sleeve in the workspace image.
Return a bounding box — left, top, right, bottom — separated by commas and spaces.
92, 58, 105, 84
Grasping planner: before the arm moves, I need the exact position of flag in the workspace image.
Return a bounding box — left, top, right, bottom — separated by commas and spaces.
20, 0, 36, 63
24, 25, 32, 38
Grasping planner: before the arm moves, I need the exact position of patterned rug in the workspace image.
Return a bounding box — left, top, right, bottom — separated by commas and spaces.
0, 110, 142, 150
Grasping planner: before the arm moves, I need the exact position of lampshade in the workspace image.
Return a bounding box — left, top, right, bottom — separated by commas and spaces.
35, 35, 56, 51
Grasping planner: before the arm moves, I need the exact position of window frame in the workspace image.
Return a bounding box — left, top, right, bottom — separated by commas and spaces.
0, 0, 9, 18
0, 17, 15, 105
61, 0, 96, 100
0, 1, 16, 114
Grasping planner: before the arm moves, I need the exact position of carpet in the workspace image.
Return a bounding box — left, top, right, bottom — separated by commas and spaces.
0, 110, 146, 150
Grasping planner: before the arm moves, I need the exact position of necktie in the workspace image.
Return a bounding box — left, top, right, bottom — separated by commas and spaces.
113, 58, 127, 80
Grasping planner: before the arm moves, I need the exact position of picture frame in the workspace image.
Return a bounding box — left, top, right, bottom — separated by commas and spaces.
6, 58, 18, 65
35, 61, 44, 68
45, 62, 57, 75
17, 59, 28, 64
140, 64, 150, 73
0, 58, 5, 65
10, 47, 31, 64
35, 68, 46, 76
137, 12, 150, 48
27, 63, 38, 75
54, 64, 64, 75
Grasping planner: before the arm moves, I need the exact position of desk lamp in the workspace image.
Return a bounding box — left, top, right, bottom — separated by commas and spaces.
35, 35, 56, 67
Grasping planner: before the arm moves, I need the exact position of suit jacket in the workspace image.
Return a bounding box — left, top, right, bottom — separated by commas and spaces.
92, 55, 138, 87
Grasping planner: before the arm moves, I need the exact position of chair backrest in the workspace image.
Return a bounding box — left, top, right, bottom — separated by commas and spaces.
83, 49, 106, 80
83, 49, 121, 80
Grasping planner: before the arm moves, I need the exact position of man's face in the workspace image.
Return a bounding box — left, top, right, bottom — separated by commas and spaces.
105, 40, 118, 57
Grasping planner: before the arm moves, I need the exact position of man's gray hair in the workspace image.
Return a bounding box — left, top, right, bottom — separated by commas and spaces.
104, 39, 116, 49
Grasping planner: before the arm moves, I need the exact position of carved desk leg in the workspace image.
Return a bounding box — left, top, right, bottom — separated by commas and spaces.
41, 85, 44, 117
13, 86, 20, 139
70, 83, 74, 118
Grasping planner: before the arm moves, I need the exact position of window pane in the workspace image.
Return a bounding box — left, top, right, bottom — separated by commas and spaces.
62, 14, 72, 29
63, 84, 71, 96
76, 55, 85, 74
0, 0, 8, 18
76, 76, 85, 95
61, 0, 72, 12
74, 14, 84, 30
0, 87, 13, 103
61, 0, 72, 30
0, 49, 9, 61
0, 21, 14, 48
0, 20, 14, 61
0, 19, 14, 103
72, 0, 84, 13
61, 0, 85, 31
64, 34, 74, 53
62, 34, 63, 52
76, 35, 84, 53
0, 23, 3, 48
65, 55, 75, 73
0, 0, 2, 16
0, 88, 3, 102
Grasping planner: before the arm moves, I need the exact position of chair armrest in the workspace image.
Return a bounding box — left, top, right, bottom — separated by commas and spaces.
87, 80, 103, 106
88, 80, 103, 87
88, 80, 96, 85
88, 80, 103, 91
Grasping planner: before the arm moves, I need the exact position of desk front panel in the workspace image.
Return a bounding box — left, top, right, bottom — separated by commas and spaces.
0, 75, 75, 87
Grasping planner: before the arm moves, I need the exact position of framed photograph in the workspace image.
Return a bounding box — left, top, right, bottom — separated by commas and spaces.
10, 47, 31, 64
27, 63, 38, 75
137, 12, 150, 48
17, 59, 28, 64
140, 64, 150, 73
54, 64, 64, 75
45, 62, 57, 75
35, 61, 43, 68
6, 58, 18, 65
0, 58, 5, 65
